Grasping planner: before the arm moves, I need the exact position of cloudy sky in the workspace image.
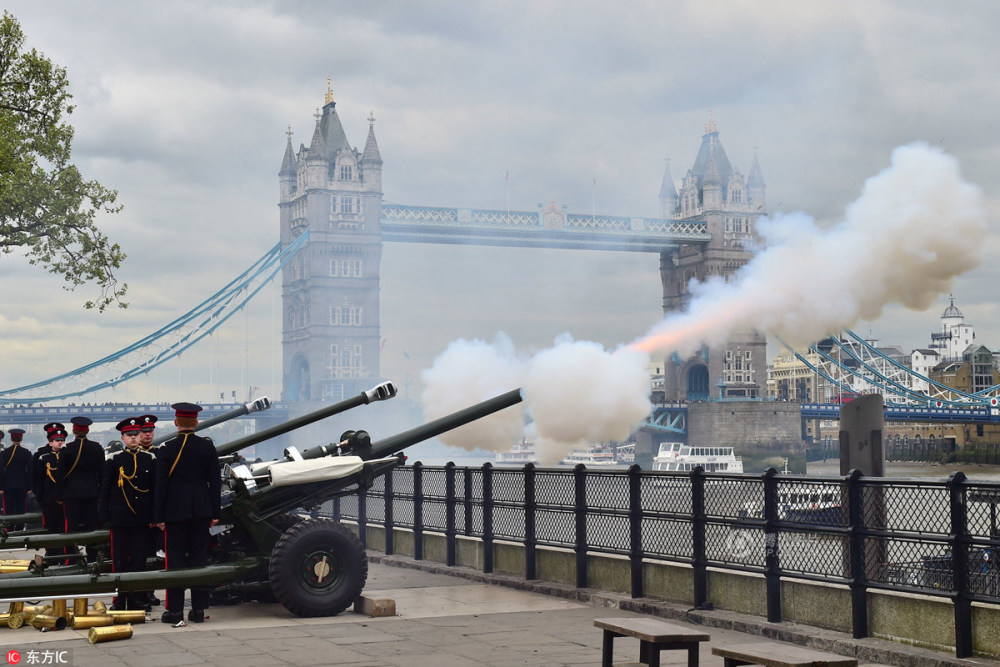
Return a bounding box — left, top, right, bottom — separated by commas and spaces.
2, 0, 999, 416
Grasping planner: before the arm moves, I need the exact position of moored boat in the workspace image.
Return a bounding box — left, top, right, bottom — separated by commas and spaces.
652, 442, 744, 473
494, 439, 538, 466
559, 443, 620, 467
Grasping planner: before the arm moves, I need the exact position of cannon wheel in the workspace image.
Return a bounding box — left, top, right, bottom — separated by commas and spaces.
268, 518, 367, 617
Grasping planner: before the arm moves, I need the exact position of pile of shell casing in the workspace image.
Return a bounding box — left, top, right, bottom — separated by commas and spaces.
1, 597, 140, 642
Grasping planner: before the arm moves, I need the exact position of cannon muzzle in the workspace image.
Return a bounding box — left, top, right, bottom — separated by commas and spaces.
215, 381, 397, 457
154, 396, 274, 446
367, 387, 523, 460
290, 388, 525, 462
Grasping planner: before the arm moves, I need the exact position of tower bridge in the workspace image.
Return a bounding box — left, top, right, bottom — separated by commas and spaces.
8, 89, 997, 451
280, 89, 766, 406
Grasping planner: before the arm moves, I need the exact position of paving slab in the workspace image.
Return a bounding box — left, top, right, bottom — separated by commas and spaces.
0, 554, 987, 666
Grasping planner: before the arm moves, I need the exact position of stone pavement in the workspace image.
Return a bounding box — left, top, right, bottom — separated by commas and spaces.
0, 554, 992, 667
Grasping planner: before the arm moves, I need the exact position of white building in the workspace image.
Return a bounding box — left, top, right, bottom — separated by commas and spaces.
928, 296, 975, 361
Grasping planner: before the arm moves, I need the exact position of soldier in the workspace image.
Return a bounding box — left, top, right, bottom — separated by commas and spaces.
154, 403, 221, 624
99, 418, 157, 611
138, 414, 159, 451
34, 422, 64, 467
57, 416, 105, 561
1, 428, 34, 529
137, 412, 162, 608
33, 428, 68, 560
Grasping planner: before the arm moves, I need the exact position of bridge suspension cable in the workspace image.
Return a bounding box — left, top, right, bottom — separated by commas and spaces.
0, 232, 310, 404
790, 329, 1000, 407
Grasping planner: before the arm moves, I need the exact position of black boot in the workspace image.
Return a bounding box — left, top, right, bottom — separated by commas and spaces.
187, 609, 205, 623
161, 610, 183, 624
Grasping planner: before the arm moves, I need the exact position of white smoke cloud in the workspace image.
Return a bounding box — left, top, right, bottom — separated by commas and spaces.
419, 333, 526, 452
420, 332, 651, 459
634, 142, 987, 355
421, 143, 986, 460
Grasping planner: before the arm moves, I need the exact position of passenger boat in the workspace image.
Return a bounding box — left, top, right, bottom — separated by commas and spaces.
651, 442, 744, 473
494, 439, 538, 466
559, 443, 620, 467
739, 486, 842, 523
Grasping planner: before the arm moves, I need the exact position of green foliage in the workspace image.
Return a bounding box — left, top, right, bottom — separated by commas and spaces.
0, 10, 126, 310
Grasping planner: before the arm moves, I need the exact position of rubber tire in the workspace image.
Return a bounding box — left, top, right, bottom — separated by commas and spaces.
268, 518, 368, 617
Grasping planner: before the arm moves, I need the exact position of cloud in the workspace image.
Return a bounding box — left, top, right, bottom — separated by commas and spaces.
1, 1, 998, 415
634, 143, 986, 356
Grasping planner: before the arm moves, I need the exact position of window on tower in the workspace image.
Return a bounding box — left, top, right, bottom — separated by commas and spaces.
329, 306, 363, 326
340, 165, 353, 181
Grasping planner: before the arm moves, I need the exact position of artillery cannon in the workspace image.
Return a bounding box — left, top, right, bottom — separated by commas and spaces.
0, 383, 524, 618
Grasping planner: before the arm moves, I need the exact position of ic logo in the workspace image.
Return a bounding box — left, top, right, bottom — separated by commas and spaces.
6, 650, 20, 665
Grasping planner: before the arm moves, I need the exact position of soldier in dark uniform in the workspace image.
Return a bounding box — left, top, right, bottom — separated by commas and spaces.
138, 414, 159, 451
137, 413, 162, 608
57, 416, 105, 561
33, 428, 69, 560
1, 428, 34, 529
99, 417, 158, 610
33, 422, 63, 468
154, 403, 220, 624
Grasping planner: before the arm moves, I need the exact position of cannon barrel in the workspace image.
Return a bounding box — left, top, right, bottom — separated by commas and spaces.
0, 558, 264, 600
0, 512, 42, 528
153, 396, 273, 446
0, 529, 110, 552
365, 388, 523, 460
215, 381, 397, 457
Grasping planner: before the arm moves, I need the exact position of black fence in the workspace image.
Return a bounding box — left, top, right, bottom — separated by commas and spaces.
328, 463, 1000, 659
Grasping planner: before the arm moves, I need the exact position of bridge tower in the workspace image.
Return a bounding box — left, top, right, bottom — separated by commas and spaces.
659, 118, 768, 401
278, 84, 384, 403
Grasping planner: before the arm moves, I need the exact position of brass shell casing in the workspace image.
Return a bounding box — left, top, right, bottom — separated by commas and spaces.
7, 601, 24, 614
51, 599, 68, 618
106, 610, 147, 624
6, 612, 28, 629
88, 623, 133, 643
93, 600, 108, 613
72, 614, 114, 630
30, 614, 67, 630
73, 598, 89, 616
23, 604, 53, 615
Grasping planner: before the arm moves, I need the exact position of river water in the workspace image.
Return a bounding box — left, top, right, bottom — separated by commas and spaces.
806, 459, 1000, 482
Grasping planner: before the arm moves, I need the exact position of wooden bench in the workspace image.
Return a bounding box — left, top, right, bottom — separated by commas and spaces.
712, 643, 858, 667
593, 617, 710, 667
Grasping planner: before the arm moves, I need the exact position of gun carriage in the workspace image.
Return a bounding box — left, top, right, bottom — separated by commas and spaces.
0, 383, 524, 617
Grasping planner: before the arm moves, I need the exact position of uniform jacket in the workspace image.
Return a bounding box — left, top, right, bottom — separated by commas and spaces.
57, 437, 104, 500
153, 431, 221, 523
1, 443, 33, 491
33, 450, 63, 506
98, 448, 157, 527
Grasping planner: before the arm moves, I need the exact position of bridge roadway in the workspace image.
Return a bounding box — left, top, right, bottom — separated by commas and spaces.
0, 402, 290, 426
5, 400, 999, 434
645, 401, 1000, 437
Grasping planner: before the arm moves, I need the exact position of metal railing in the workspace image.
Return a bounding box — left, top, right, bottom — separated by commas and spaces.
327, 463, 1000, 659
